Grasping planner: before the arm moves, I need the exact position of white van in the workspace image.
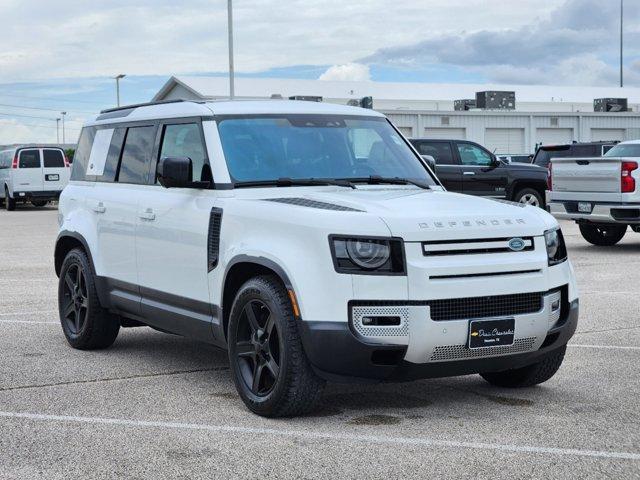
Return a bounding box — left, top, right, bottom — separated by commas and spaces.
0, 146, 71, 210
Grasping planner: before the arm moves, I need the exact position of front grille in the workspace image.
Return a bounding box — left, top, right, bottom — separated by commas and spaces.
430, 337, 537, 361
427, 292, 543, 321
422, 237, 534, 256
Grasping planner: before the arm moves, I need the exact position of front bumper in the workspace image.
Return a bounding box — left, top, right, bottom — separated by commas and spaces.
547, 200, 640, 224
299, 295, 578, 382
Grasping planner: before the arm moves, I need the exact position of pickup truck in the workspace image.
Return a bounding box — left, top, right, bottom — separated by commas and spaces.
546, 140, 640, 245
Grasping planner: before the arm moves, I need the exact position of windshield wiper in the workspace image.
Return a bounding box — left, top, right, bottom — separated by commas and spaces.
345, 175, 431, 190
234, 178, 356, 189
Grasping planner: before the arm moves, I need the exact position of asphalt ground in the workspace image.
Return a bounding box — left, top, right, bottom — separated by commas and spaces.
0, 205, 638, 479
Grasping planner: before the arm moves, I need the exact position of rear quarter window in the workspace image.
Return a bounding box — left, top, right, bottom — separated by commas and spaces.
71, 127, 97, 181
43, 149, 65, 168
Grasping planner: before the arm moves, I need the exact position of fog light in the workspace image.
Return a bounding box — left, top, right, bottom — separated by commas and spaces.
361, 316, 401, 326
551, 300, 560, 312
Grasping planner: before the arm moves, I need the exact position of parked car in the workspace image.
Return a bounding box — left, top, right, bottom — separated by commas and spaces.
0, 146, 70, 210
547, 140, 640, 245
409, 138, 548, 207
55, 100, 578, 417
532, 141, 618, 169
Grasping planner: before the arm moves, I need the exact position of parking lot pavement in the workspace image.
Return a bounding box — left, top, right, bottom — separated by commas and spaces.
0, 207, 638, 479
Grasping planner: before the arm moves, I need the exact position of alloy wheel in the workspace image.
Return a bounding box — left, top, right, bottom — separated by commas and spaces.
234, 299, 281, 396
61, 263, 89, 335
519, 193, 540, 207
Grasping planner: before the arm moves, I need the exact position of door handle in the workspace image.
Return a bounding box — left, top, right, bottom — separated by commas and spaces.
93, 202, 106, 213
139, 208, 155, 221
463, 171, 475, 176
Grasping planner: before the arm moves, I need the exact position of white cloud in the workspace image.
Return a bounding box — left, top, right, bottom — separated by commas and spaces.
0, 0, 563, 82
319, 63, 371, 82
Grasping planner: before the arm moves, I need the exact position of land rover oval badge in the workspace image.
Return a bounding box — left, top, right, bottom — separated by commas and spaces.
508, 238, 526, 251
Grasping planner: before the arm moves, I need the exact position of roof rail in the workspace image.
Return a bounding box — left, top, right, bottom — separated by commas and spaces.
99, 99, 197, 114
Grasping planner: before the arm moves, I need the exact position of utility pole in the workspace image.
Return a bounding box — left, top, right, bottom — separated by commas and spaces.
114, 74, 126, 107
56, 118, 61, 143
228, 0, 235, 99
620, 0, 624, 87
61, 112, 67, 144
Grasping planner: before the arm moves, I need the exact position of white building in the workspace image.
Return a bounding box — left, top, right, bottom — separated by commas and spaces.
153, 76, 640, 154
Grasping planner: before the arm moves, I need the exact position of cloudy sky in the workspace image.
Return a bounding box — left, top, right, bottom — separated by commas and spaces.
0, 0, 638, 143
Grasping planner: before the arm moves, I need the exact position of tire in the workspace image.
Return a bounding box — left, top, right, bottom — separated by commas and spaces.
514, 187, 544, 208
480, 345, 566, 388
31, 200, 47, 207
228, 275, 325, 417
58, 247, 120, 349
5, 187, 15, 211
579, 223, 627, 246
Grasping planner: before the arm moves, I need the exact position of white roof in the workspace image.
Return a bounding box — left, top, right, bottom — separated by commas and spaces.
87, 99, 383, 126
154, 75, 640, 104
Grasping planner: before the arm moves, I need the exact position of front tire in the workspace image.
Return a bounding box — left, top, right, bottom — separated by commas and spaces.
514, 187, 544, 208
58, 248, 120, 349
228, 275, 325, 417
480, 345, 566, 388
579, 223, 627, 246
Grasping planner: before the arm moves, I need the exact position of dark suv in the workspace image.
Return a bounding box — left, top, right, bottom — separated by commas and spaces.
532, 141, 618, 168
410, 138, 548, 207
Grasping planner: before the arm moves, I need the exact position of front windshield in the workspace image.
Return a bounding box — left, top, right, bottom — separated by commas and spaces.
217, 115, 436, 185
604, 144, 640, 158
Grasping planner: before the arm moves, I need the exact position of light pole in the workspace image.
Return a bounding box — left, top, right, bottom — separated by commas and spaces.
56, 118, 61, 143
114, 74, 126, 107
620, 0, 624, 87
61, 112, 67, 144
228, 0, 235, 99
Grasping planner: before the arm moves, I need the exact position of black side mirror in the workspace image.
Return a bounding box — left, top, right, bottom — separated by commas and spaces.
157, 157, 193, 188
421, 154, 436, 170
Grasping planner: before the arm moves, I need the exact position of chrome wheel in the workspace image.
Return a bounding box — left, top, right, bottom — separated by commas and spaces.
234, 299, 281, 397
518, 193, 540, 207
60, 263, 88, 335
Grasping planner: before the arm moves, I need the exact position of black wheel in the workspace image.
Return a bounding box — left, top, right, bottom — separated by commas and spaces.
58, 248, 120, 349
31, 200, 47, 207
514, 188, 544, 208
228, 275, 325, 417
579, 223, 626, 246
480, 345, 566, 388
5, 187, 15, 211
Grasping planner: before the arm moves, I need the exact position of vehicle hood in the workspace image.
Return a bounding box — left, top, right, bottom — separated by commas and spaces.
257, 186, 554, 241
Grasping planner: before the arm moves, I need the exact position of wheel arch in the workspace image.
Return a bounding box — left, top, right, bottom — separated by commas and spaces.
220, 255, 294, 341
54, 231, 97, 278
508, 179, 546, 202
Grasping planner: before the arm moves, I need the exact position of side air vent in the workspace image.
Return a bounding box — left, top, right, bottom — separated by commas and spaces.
208, 208, 223, 272
264, 197, 363, 212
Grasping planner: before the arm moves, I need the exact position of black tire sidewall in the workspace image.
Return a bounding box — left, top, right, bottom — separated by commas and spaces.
228, 278, 292, 414
579, 224, 626, 246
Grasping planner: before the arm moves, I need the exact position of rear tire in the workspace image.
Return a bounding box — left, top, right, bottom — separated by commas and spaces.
579, 223, 626, 246
58, 248, 120, 349
5, 187, 15, 211
514, 188, 544, 208
480, 345, 566, 388
228, 275, 325, 417
31, 200, 47, 207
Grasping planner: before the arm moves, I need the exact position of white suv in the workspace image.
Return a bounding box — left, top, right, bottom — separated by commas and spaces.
55, 100, 579, 417
0, 146, 70, 210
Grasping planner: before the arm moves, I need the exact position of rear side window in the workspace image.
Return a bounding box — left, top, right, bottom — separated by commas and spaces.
43, 149, 65, 168
159, 123, 207, 182
415, 141, 456, 165
117, 126, 156, 184
71, 127, 97, 181
18, 150, 40, 168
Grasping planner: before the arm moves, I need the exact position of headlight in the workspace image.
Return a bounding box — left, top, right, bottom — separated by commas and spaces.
544, 227, 567, 266
330, 236, 406, 275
